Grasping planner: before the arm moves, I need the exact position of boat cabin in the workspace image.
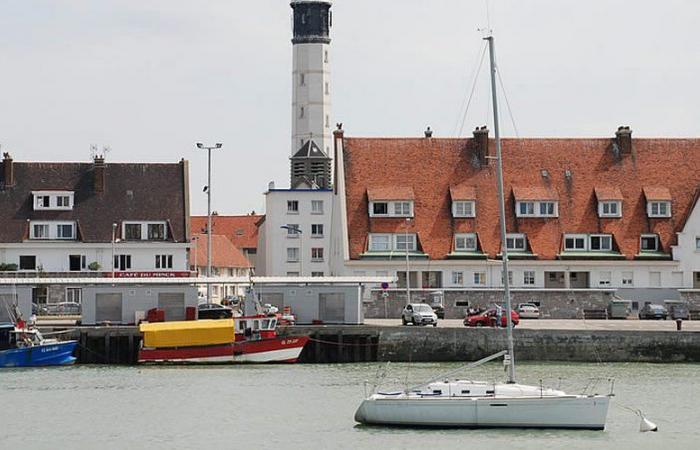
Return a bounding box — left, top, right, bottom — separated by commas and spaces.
0, 323, 15, 351
234, 316, 278, 341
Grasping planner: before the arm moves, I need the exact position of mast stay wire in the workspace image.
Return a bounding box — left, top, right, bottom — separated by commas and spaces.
495, 62, 520, 138
455, 42, 488, 136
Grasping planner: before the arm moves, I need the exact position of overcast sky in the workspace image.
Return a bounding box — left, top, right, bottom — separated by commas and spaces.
1, 1, 698, 215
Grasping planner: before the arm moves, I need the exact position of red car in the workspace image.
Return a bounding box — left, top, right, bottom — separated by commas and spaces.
464, 308, 520, 327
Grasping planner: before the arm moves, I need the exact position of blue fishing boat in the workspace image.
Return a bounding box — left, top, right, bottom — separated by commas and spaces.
0, 323, 77, 367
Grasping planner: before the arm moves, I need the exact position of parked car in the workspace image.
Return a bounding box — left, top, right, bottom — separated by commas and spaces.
432, 305, 445, 320
464, 308, 520, 327
668, 304, 689, 320
402, 303, 438, 326
197, 303, 233, 319
516, 303, 539, 319
43, 302, 81, 316
638, 304, 668, 320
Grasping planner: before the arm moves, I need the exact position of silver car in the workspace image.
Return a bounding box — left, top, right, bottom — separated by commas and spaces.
402, 303, 438, 326
516, 303, 540, 319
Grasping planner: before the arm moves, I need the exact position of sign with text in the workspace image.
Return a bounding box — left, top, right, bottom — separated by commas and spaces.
107, 271, 193, 278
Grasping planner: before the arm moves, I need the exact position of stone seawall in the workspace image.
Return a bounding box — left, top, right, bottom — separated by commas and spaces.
284, 325, 700, 363
365, 289, 615, 319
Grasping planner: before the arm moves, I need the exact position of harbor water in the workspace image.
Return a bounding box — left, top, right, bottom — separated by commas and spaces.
1, 362, 698, 449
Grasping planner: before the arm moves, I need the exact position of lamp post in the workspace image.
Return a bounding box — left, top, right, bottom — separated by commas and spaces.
191, 236, 199, 274
197, 142, 222, 304
405, 217, 412, 304
111, 223, 117, 278
281, 225, 303, 276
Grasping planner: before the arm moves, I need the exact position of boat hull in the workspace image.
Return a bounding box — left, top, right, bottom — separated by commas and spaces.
355, 395, 610, 430
0, 341, 78, 368
138, 336, 309, 364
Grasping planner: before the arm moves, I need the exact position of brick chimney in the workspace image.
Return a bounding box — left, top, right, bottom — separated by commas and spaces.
2, 152, 15, 187
473, 126, 490, 164
93, 155, 106, 193
615, 126, 632, 155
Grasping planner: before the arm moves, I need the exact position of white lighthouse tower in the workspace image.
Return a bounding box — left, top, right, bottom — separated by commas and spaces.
290, 0, 332, 189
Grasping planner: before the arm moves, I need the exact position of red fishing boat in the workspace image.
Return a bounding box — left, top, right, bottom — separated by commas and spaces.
138, 315, 309, 364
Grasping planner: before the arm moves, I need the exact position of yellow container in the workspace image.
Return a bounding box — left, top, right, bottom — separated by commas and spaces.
140, 319, 234, 348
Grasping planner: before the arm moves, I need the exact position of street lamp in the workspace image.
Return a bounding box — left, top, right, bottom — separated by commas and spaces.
191, 236, 199, 274
111, 223, 117, 278
196, 142, 222, 304
405, 218, 412, 304
280, 225, 303, 276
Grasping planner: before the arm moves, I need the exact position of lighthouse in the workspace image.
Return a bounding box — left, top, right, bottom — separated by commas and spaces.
290, 0, 332, 189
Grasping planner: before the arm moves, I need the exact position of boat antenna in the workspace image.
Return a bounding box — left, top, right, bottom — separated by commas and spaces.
484, 32, 516, 384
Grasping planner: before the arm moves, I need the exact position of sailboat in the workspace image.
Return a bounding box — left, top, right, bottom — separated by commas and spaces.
354, 34, 611, 429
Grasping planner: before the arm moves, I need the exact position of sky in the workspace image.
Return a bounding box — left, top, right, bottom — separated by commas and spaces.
1, 1, 698, 215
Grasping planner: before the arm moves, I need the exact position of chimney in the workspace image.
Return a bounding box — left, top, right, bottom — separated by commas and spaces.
615, 126, 632, 154
473, 126, 490, 164
2, 152, 15, 188
424, 126, 433, 138
93, 155, 106, 193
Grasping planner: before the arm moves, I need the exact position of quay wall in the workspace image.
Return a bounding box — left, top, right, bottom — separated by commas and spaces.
50, 324, 700, 364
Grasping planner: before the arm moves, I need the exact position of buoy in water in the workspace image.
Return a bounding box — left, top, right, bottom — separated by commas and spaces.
639, 414, 658, 432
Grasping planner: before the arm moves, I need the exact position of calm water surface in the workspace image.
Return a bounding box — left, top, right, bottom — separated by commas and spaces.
1, 362, 698, 449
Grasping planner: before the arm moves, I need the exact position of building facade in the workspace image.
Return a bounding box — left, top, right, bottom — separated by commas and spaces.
0, 153, 191, 305
190, 214, 262, 271
190, 233, 251, 301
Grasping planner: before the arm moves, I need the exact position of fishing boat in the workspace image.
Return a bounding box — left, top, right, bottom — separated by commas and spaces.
137, 315, 309, 364
0, 321, 77, 368
354, 34, 611, 430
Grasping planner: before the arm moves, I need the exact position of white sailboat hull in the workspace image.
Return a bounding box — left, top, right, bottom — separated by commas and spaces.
355, 394, 610, 429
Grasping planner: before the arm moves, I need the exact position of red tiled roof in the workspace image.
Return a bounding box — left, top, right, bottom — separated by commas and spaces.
449, 184, 477, 200
191, 233, 250, 269
643, 186, 672, 201
342, 136, 700, 260
190, 215, 262, 250
594, 186, 624, 201
512, 186, 559, 201
367, 186, 414, 201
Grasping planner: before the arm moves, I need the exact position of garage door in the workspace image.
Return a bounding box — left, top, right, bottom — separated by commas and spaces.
158, 293, 185, 321
0, 294, 17, 322
95, 293, 123, 323
319, 293, 345, 323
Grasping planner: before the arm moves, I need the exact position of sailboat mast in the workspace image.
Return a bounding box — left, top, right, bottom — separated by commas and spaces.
485, 34, 516, 384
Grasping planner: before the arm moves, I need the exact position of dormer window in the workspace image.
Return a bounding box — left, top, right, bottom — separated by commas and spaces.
564, 233, 613, 252
640, 234, 660, 252
455, 233, 477, 251
122, 221, 168, 241
452, 201, 475, 218
505, 233, 527, 251
32, 191, 74, 211
367, 187, 415, 218
648, 201, 671, 218
512, 186, 559, 218
29, 221, 76, 240
598, 201, 621, 218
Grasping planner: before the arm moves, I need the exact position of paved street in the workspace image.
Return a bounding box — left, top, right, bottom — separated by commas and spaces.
365, 318, 700, 331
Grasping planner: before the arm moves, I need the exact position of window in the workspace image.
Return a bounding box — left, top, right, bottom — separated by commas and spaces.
516, 201, 558, 217
393, 202, 412, 216
394, 234, 416, 251
155, 254, 173, 269
523, 271, 535, 286
300, 73, 305, 86
640, 234, 659, 252
32, 224, 49, 239
114, 254, 131, 271
452, 201, 475, 218
473, 272, 486, 286
66, 287, 82, 304
455, 233, 477, 251
501, 271, 514, 285
599, 201, 621, 218
452, 271, 464, 285
32, 191, 74, 210
286, 224, 300, 238
56, 196, 70, 207
325, 82, 329, 95
300, 106, 304, 118
35, 195, 50, 209
564, 234, 587, 251
590, 234, 612, 251
148, 223, 166, 240
311, 271, 324, 277
19, 255, 36, 270
369, 234, 391, 251
69, 255, 86, 271
622, 272, 634, 286
287, 200, 299, 213
124, 223, 141, 240
372, 202, 388, 215
648, 201, 671, 218
286, 271, 300, 277
311, 224, 324, 237
286, 248, 299, 262
649, 271, 661, 287
599, 271, 612, 286
696, 237, 700, 250
311, 247, 324, 261
57, 224, 74, 239
325, 115, 330, 128
506, 233, 527, 251
324, 50, 328, 63
311, 200, 324, 214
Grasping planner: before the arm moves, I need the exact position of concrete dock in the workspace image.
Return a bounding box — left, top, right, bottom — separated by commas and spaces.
43, 320, 700, 365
